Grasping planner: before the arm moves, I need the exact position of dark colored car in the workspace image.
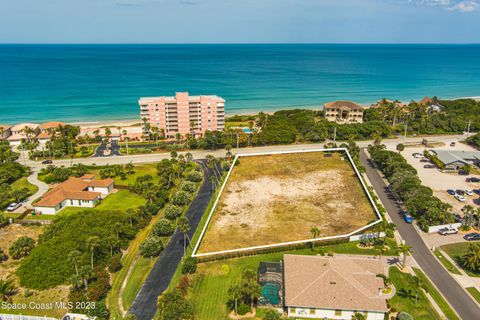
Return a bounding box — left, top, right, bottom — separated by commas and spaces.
424, 164, 435, 168
464, 233, 480, 241
447, 189, 456, 195
42, 159, 53, 165
466, 177, 480, 183
456, 190, 465, 196
420, 159, 430, 163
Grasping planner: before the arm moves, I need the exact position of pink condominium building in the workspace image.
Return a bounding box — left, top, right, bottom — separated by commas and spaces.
139, 92, 225, 138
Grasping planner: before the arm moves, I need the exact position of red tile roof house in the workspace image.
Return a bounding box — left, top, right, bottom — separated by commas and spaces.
33, 175, 114, 215
283, 254, 389, 320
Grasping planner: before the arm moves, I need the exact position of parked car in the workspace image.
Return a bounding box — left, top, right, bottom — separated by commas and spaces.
447, 189, 456, 196
6, 202, 21, 212
438, 226, 459, 235
424, 164, 435, 169
420, 158, 430, 163
464, 189, 474, 196
41, 159, 53, 165
466, 177, 480, 183
464, 233, 480, 241
450, 142, 456, 147
455, 190, 465, 196
452, 213, 463, 223
454, 194, 466, 202
413, 153, 423, 158
403, 212, 414, 224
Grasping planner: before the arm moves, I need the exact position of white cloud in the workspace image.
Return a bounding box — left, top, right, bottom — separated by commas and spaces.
400, 0, 479, 12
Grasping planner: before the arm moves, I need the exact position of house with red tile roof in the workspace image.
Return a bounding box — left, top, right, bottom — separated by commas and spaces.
33, 175, 114, 215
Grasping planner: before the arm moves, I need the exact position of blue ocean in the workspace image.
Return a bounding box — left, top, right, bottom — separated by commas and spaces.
0, 44, 479, 124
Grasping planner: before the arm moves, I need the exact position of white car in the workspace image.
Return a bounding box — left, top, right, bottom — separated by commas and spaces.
464, 189, 474, 196
454, 194, 466, 202
413, 153, 424, 159
438, 226, 459, 235
6, 202, 21, 212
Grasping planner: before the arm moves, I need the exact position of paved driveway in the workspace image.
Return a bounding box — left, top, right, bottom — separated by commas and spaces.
360, 149, 480, 320
129, 160, 221, 320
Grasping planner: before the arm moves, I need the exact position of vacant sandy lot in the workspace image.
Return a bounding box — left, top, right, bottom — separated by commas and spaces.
198, 151, 377, 253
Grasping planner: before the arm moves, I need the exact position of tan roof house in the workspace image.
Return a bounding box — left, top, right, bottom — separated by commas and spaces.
34, 175, 114, 215
324, 101, 364, 124
37, 121, 66, 141
7, 123, 40, 145
283, 254, 388, 320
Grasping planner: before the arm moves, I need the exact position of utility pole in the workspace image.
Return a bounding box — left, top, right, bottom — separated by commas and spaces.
467, 119, 471, 138
333, 127, 337, 145
404, 120, 408, 143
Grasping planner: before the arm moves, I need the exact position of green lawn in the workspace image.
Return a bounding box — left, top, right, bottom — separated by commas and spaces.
434, 249, 461, 275
441, 243, 480, 278
388, 267, 441, 320
412, 267, 460, 320
88, 163, 160, 186
11, 176, 38, 195
58, 190, 146, 216
466, 287, 480, 304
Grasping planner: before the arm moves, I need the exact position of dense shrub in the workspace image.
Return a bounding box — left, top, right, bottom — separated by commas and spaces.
164, 204, 183, 220
153, 219, 174, 237
157, 289, 193, 320
181, 257, 197, 274
185, 171, 202, 183
263, 310, 281, 320
0, 249, 8, 263
9, 236, 35, 260
172, 191, 190, 206
181, 181, 197, 193
107, 254, 122, 273
237, 304, 251, 316
18, 210, 139, 289
397, 312, 414, 320
140, 236, 164, 258
86, 268, 111, 301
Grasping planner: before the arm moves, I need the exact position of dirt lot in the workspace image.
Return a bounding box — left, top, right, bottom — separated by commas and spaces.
392, 142, 480, 213
197, 151, 377, 253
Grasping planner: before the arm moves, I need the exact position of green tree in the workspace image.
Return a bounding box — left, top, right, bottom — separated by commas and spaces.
412, 275, 423, 305
68, 250, 82, 276
396, 143, 405, 153
351, 313, 366, 320
79, 265, 92, 289
0, 278, 16, 302
140, 236, 164, 259
178, 216, 191, 259
157, 288, 193, 320
228, 283, 242, 315
310, 226, 320, 248
9, 236, 35, 260
263, 309, 281, 320
399, 244, 412, 268
86, 236, 100, 269
462, 243, 480, 272
153, 219, 175, 237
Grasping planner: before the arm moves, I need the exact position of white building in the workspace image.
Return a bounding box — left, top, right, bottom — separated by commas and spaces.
34, 175, 114, 215
283, 254, 389, 320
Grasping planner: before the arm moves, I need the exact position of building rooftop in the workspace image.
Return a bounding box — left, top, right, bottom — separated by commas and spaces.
431, 149, 480, 165
40, 121, 65, 130
139, 92, 225, 104
324, 101, 364, 111
283, 254, 388, 312
35, 177, 114, 207
10, 123, 39, 132
0, 124, 12, 131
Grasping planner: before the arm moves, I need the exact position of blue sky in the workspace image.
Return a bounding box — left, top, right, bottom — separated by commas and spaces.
0, 0, 479, 43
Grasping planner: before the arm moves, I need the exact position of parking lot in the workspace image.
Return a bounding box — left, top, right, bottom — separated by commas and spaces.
387, 140, 480, 213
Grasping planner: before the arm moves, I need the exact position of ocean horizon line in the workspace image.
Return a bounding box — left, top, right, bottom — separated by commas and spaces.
1, 42, 480, 46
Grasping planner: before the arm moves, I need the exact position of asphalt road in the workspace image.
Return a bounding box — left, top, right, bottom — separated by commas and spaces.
360, 149, 480, 320
129, 160, 221, 320
23, 134, 465, 170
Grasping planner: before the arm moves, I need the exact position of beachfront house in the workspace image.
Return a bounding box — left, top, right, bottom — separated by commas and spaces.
37, 121, 66, 143
34, 174, 114, 215
259, 254, 389, 320
323, 101, 364, 124
7, 123, 40, 145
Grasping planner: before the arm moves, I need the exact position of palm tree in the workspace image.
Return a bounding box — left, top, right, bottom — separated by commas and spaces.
462, 243, 480, 272
68, 250, 82, 276
185, 152, 193, 162
79, 265, 92, 290
86, 236, 100, 268
228, 284, 242, 315
399, 244, 412, 268
310, 226, 320, 248
462, 205, 475, 228
69, 274, 82, 290
178, 216, 191, 259
0, 278, 16, 302
210, 175, 217, 191
122, 129, 129, 155
412, 275, 423, 305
